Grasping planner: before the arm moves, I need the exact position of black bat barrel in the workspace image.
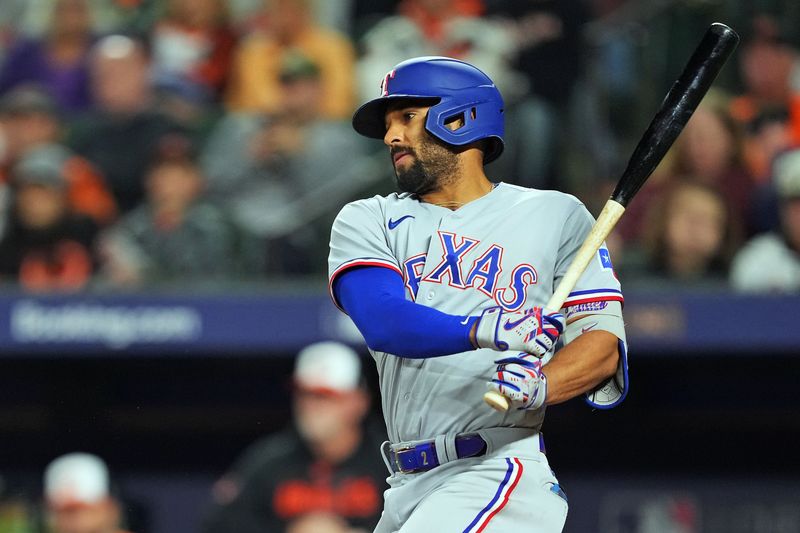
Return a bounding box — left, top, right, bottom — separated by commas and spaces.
611, 23, 740, 207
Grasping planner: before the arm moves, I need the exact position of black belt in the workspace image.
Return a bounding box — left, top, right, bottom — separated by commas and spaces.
384, 434, 488, 474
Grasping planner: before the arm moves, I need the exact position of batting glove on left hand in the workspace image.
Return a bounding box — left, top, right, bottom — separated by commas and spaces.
488, 354, 547, 410
475, 306, 565, 358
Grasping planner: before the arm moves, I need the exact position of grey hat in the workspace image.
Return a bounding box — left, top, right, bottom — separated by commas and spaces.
12, 144, 71, 189
0, 85, 57, 117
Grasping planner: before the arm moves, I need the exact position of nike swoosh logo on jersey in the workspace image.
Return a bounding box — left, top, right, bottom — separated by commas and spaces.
387, 215, 415, 229
503, 316, 530, 330
581, 322, 598, 333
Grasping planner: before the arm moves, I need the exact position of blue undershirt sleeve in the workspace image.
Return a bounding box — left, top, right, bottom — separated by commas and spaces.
333, 266, 478, 358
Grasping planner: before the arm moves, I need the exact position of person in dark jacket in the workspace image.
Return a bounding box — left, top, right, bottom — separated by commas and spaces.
203, 341, 387, 533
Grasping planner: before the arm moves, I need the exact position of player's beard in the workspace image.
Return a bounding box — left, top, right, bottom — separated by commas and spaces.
393, 138, 460, 196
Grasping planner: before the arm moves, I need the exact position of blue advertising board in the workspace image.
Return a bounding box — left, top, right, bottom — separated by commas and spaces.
0, 289, 796, 356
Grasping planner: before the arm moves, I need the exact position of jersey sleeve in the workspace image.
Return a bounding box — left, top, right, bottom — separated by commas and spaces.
554, 203, 624, 307
554, 202, 628, 409
328, 198, 403, 311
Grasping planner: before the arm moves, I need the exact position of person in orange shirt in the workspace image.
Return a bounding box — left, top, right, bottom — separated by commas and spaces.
0, 86, 117, 225
729, 15, 800, 181
225, 0, 356, 119
203, 342, 387, 533
150, 0, 236, 102
0, 144, 99, 291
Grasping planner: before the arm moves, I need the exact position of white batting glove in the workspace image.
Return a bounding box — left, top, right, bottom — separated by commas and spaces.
474, 306, 565, 358
488, 354, 547, 410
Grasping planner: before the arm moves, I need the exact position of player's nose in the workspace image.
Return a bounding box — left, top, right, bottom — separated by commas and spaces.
383, 120, 404, 146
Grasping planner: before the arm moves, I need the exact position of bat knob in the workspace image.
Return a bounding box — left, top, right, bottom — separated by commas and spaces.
709, 22, 740, 46
483, 390, 510, 412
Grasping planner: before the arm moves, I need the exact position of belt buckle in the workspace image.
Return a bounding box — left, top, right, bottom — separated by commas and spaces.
393, 444, 417, 474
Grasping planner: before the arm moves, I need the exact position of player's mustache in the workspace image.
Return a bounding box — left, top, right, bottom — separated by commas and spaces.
390, 147, 415, 159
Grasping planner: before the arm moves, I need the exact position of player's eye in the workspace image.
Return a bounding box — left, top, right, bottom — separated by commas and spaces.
403, 111, 416, 121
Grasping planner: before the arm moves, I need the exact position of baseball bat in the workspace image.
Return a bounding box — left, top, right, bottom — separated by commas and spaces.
484, 22, 740, 412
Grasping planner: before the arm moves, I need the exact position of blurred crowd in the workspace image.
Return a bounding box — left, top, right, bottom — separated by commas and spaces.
2, 3, 800, 531
0, 0, 799, 293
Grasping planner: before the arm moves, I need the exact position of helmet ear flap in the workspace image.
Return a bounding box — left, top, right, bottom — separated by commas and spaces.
425, 98, 504, 163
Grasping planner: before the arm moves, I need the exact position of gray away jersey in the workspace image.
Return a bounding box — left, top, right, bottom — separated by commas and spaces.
328, 183, 628, 444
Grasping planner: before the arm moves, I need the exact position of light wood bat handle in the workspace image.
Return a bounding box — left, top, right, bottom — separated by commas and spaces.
483, 200, 626, 412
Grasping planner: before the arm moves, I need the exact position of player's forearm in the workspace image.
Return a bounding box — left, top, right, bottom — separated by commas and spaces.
542, 330, 619, 405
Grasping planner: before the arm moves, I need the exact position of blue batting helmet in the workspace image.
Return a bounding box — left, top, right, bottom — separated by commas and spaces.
352, 56, 505, 164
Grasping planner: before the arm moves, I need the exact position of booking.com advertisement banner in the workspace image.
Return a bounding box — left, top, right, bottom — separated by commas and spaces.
0, 290, 796, 355
0, 291, 361, 355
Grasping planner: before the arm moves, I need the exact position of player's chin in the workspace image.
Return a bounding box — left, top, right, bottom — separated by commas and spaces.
395, 161, 438, 195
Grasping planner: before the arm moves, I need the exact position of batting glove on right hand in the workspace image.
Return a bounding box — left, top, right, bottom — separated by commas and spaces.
488, 354, 547, 410
475, 306, 565, 358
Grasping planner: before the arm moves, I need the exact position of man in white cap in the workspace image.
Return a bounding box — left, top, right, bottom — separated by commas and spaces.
731, 148, 800, 292
43, 452, 130, 533
203, 341, 387, 533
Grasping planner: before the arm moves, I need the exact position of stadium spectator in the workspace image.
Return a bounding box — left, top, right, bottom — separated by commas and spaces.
0, 86, 61, 175
97, 133, 252, 287
743, 106, 796, 191
202, 52, 372, 275
147, 0, 236, 145
487, 0, 591, 190
621, 180, 739, 288
0, 86, 117, 227
224, 0, 356, 119
487, 0, 587, 110
69, 35, 180, 213
43, 452, 132, 533
616, 99, 753, 247
0, 0, 96, 114
729, 15, 800, 178
672, 102, 754, 227
0, 145, 99, 292
202, 341, 386, 533
150, 0, 236, 103
731, 148, 800, 293
747, 108, 799, 235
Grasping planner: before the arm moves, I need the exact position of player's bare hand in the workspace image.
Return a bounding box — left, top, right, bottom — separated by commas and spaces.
474, 306, 564, 357
488, 354, 547, 410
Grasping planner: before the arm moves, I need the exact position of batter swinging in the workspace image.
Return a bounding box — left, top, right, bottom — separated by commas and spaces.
328, 56, 628, 532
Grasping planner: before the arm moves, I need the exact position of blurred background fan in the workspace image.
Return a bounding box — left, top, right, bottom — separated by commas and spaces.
1, 1, 800, 532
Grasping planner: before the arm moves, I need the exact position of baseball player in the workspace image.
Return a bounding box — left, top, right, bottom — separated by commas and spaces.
328, 56, 628, 532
